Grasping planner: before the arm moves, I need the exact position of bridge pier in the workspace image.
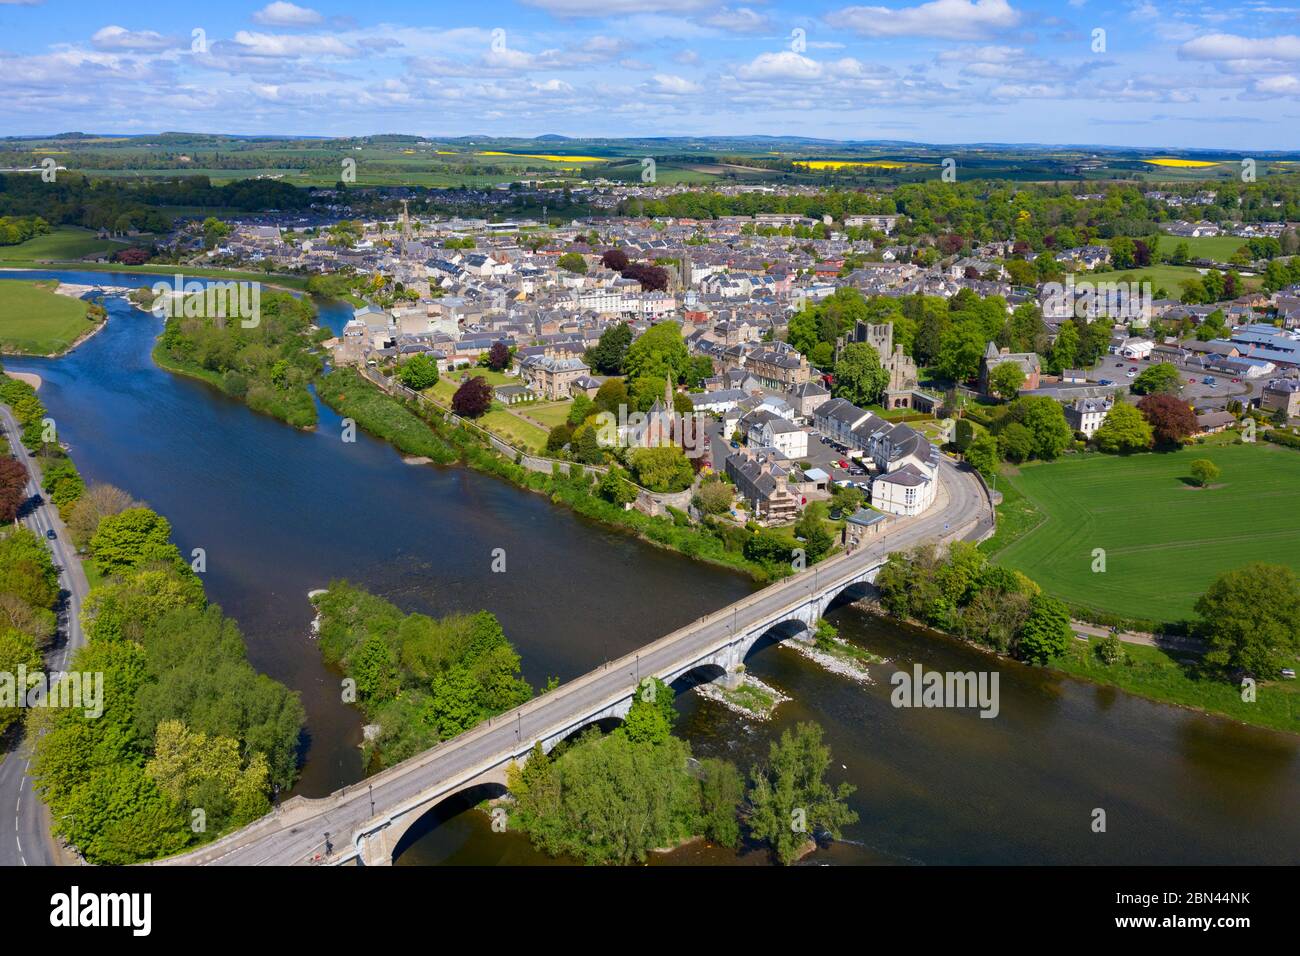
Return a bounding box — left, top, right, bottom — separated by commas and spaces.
357, 824, 398, 867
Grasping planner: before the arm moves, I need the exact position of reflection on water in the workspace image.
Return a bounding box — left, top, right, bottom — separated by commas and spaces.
6, 271, 1297, 866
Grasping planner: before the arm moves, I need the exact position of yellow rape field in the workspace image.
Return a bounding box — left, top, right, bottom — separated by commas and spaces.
794, 160, 927, 170
1142, 158, 1220, 168
476, 151, 606, 162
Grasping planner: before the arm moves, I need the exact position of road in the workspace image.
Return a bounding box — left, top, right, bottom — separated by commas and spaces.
0, 401, 91, 867
165, 455, 991, 866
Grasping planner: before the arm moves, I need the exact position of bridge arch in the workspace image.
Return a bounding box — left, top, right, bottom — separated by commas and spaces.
390, 780, 510, 864
668, 662, 728, 696
739, 616, 813, 664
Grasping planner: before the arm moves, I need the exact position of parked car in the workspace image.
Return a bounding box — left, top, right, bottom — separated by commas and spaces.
1129, 366, 1138, 372
1208, 380, 1218, 388
1282, 668, 1297, 680
1231, 378, 1241, 384
1203, 377, 1214, 384
1098, 378, 1114, 386
838, 459, 850, 469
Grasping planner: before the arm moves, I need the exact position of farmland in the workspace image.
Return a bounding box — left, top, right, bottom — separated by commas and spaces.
986, 443, 1300, 625
0, 225, 132, 262
0, 278, 101, 354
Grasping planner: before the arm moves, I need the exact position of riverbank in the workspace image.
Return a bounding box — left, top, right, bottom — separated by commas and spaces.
0, 261, 312, 295
316, 367, 784, 582
854, 600, 1299, 736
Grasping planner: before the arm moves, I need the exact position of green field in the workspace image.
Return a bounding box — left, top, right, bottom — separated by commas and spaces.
0, 279, 99, 354
0, 226, 132, 262
1162, 234, 1254, 261
987, 444, 1300, 625
1102, 263, 1261, 298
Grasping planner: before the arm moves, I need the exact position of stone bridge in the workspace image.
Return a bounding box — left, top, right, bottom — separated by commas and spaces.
158, 456, 992, 867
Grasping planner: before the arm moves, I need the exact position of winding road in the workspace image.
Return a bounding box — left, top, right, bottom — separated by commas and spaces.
0, 400, 91, 867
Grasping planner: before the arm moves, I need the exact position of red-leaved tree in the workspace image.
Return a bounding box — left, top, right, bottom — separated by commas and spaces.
1138, 393, 1198, 446
0, 458, 29, 523
452, 376, 494, 418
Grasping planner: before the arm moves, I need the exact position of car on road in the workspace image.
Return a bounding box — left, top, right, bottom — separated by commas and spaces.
1231, 378, 1241, 384
1207, 380, 1218, 388
45, 529, 57, 540
30, 494, 43, 505
838, 459, 850, 469
1129, 366, 1138, 372
1203, 377, 1214, 384
1098, 378, 1113, 386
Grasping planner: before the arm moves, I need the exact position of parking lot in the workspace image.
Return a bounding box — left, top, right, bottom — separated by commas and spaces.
1097, 355, 1261, 405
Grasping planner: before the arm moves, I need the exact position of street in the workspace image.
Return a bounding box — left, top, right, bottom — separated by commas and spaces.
0, 401, 91, 866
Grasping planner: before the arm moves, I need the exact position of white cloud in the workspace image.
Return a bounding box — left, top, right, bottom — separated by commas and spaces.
90, 25, 175, 52
649, 72, 701, 94
827, 0, 1021, 41
252, 2, 324, 27
736, 51, 825, 81
520, 0, 713, 15
232, 31, 356, 58
700, 6, 772, 33
1179, 33, 1300, 62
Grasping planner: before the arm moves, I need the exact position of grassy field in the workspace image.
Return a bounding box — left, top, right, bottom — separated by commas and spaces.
527, 401, 574, 429
479, 408, 548, 453
1162, 235, 1253, 261
1102, 264, 1262, 298
0, 279, 99, 354
987, 443, 1300, 625
0, 226, 132, 262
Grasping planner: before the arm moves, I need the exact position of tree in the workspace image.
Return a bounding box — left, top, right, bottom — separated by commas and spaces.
486, 341, 510, 372
1016, 594, 1072, 665
600, 248, 629, 272
623, 322, 689, 384
1094, 402, 1153, 453
587, 322, 632, 375
1131, 363, 1181, 396
746, 722, 857, 865
1048, 321, 1079, 374
1189, 458, 1220, 487
0, 457, 26, 523
89, 507, 178, 576
965, 432, 1000, 479
695, 480, 733, 515
592, 378, 628, 416
557, 252, 587, 274
1011, 396, 1073, 460
936, 324, 986, 382
832, 342, 889, 407
397, 353, 440, 390
622, 678, 675, 745
996, 421, 1034, 463
795, 503, 833, 562
988, 362, 1025, 401
1195, 564, 1300, 676
1138, 393, 1197, 446
451, 376, 493, 418
0, 626, 42, 735
627, 446, 693, 492
597, 468, 638, 506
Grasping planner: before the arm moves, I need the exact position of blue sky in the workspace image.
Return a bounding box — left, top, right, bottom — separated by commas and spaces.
2, 0, 1299, 148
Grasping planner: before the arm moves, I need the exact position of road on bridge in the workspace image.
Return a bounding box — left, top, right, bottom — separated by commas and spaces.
0, 401, 91, 867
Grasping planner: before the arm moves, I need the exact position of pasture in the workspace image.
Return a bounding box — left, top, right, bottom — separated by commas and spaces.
986, 443, 1300, 624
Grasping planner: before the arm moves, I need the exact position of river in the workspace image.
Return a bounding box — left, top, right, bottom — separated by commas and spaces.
4, 270, 1297, 866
